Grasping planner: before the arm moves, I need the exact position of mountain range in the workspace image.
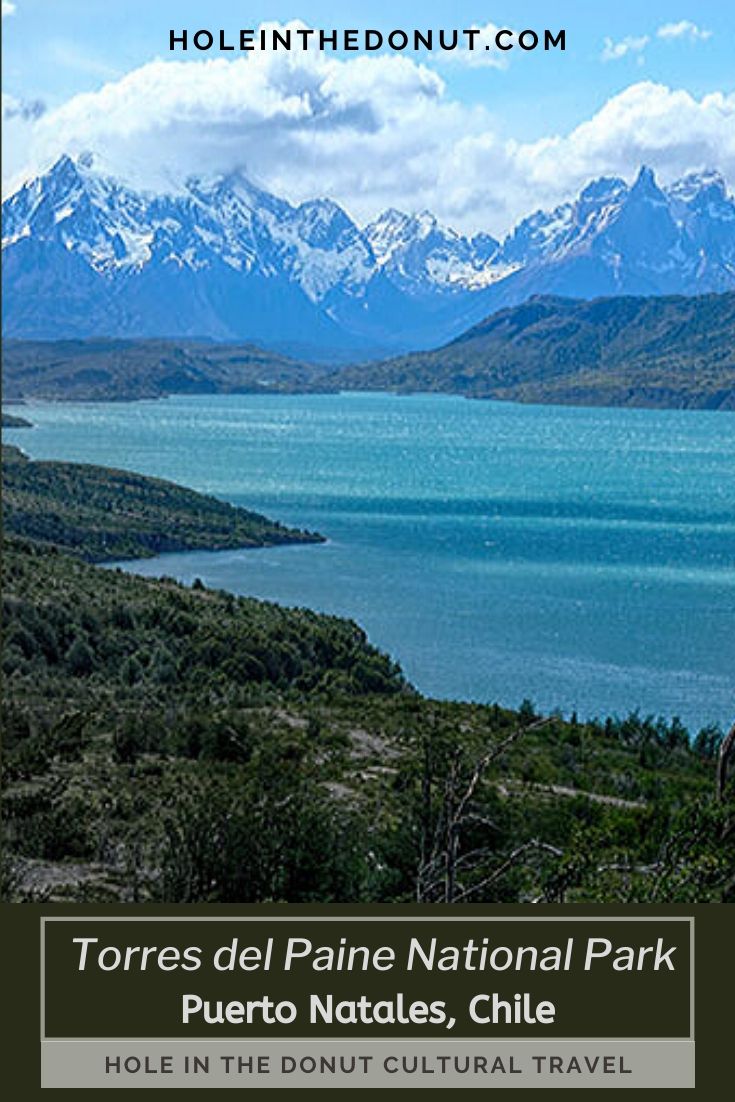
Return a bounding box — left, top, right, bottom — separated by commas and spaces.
3, 155, 735, 360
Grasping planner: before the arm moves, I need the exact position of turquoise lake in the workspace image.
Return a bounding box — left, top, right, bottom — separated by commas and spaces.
6, 392, 735, 730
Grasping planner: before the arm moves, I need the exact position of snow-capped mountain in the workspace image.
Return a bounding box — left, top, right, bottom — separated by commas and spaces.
3, 157, 734, 359
363, 209, 501, 292
478, 167, 735, 314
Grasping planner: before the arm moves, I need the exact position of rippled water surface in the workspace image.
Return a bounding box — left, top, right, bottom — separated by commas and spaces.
8, 392, 735, 729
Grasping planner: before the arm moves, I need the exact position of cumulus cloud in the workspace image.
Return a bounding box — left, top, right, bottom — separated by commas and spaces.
433, 83, 735, 233
430, 22, 513, 69
601, 35, 649, 63
2, 1, 16, 17
657, 21, 712, 42
3, 31, 734, 236
4, 37, 462, 207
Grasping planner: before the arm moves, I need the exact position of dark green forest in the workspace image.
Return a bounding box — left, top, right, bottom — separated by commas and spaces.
2, 450, 733, 904
3, 444, 321, 560
328, 293, 735, 409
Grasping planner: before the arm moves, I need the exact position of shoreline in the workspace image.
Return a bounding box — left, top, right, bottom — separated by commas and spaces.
6, 386, 735, 415
110, 542, 729, 735
5, 396, 732, 734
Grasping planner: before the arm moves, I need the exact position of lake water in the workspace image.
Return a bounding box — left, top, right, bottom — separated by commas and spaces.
6, 392, 735, 730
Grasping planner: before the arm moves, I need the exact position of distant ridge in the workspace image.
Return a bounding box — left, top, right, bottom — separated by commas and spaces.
3, 156, 735, 359
1, 337, 326, 401
324, 292, 735, 411
3, 292, 734, 411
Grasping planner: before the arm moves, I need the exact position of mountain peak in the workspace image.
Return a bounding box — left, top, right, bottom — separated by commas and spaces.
45, 151, 119, 186
3, 159, 735, 354
668, 170, 728, 204
188, 168, 269, 201
578, 175, 627, 203
10, 152, 107, 213
43, 153, 87, 187
292, 197, 359, 246
631, 165, 664, 199
370, 208, 410, 225
35, 152, 148, 205
297, 196, 345, 218
50, 152, 77, 173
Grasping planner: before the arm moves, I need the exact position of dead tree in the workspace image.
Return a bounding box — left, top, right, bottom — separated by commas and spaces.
416, 716, 552, 903
716, 721, 735, 804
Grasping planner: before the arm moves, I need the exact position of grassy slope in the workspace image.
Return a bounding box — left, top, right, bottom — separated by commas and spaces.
2, 444, 321, 560
327, 293, 735, 410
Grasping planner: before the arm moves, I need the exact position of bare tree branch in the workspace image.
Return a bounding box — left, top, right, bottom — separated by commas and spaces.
716, 721, 735, 803
454, 839, 564, 902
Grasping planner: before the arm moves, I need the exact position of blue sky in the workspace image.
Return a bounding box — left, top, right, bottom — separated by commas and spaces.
2, 1, 733, 233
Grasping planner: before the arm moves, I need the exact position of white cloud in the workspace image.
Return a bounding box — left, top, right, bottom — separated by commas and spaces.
2, 1, 16, 17
657, 21, 712, 42
433, 83, 735, 233
601, 35, 649, 63
3, 27, 734, 237
601, 20, 712, 64
430, 22, 513, 70
2, 92, 44, 120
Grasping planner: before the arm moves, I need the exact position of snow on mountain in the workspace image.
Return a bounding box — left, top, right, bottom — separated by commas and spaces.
3, 157, 734, 358
261, 198, 375, 303
364, 209, 501, 292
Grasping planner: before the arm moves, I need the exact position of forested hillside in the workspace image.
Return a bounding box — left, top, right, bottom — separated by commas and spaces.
2, 445, 321, 560
2, 452, 733, 905
2, 338, 325, 401
1, 412, 32, 428
329, 293, 735, 409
